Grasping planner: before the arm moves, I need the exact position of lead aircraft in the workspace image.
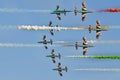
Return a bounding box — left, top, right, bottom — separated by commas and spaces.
74, 2, 94, 21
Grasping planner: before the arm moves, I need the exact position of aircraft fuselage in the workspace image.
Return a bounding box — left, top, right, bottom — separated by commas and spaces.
51, 10, 71, 14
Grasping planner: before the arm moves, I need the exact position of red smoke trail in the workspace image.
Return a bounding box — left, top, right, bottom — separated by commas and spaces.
98, 8, 120, 12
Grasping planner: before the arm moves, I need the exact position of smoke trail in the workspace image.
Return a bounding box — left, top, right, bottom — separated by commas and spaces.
66, 55, 120, 60
0, 43, 61, 47
0, 8, 52, 13
0, 41, 71, 47
0, 43, 44, 47
65, 40, 120, 44
18, 25, 86, 31
110, 26, 120, 29
0, 25, 18, 30
75, 68, 120, 72
93, 40, 120, 44
17, 25, 120, 30
98, 8, 120, 12
0, 25, 119, 31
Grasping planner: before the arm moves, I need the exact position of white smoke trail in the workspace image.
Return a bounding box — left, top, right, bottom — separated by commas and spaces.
18, 25, 86, 31
110, 26, 120, 29
0, 43, 59, 47
0, 25, 17, 30
0, 41, 69, 47
92, 40, 120, 44
75, 68, 120, 72
0, 25, 120, 31
0, 8, 52, 13
0, 43, 44, 47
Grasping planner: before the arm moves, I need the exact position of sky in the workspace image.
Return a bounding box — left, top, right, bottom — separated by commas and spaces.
0, 0, 120, 80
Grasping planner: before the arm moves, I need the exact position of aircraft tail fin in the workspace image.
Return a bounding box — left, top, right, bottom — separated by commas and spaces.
58, 53, 61, 59
88, 25, 92, 33
74, 7, 78, 16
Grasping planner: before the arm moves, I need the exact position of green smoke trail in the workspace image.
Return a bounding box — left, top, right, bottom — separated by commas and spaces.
66, 55, 120, 60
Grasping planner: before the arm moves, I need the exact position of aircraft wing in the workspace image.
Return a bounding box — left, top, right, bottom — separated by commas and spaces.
82, 2, 86, 8
49, 21, 52, 27
59, 72, 63, 76
96, 30, 101, 39
57, 13, 61, 20
96, 20, 101, 26
56, 5, 60, 10
83, 47, 87, 55
52, 58, 56, 63
81, 13, 86, 21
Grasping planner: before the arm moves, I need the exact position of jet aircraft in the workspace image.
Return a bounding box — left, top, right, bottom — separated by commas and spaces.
48, 21, 59, 35
88, 20, 109, 39
52, 62, 67, 76
74, 2, 94, 21
64, 37, 93, 55
38, 35, 53, 49
51, 5, 72, 20
46, 49, 61, 63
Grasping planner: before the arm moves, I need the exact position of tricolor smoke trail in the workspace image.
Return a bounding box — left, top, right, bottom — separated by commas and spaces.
0, 8, 52, 13
66, 55, 120, 60
75, 68, 120, 72
98, 8, 120, 12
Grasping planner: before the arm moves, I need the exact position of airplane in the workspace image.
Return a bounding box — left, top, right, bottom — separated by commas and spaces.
48, 21, 59, 35
88, 20, 109, 39
37, 35, 53, 49
64, 37, 93, 55
49, 21, 54, 35
74, 2, 94, 21
52, 62, 68, 76
46, 49, 61, 63
51, 5, 72, 20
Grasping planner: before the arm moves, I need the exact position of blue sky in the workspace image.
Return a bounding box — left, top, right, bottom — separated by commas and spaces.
0, 0, 120, 80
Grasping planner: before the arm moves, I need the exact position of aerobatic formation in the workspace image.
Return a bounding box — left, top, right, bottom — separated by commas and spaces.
34, 2, 118, 77
0, 1, 120, 78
